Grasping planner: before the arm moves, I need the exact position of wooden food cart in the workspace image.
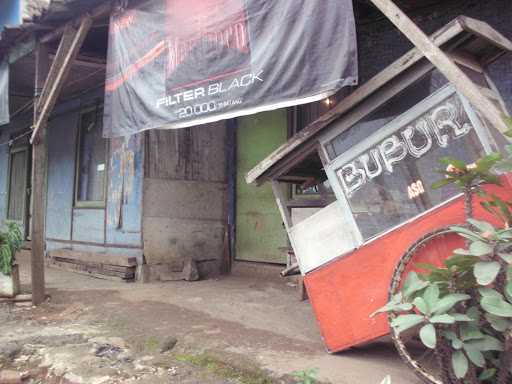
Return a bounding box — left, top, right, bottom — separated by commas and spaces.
247, 17, 512, 384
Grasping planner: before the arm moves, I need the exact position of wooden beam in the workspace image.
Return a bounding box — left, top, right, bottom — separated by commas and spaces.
30, 43, 50, 306
31, 15, 93, 144
368, 0, 510, 135
40, 2, 113, 44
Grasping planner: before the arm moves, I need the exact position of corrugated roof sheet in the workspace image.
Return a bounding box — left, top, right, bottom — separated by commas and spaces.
0, 0, 107, 56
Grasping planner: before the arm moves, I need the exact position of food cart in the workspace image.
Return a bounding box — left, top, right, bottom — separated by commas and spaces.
246, 17, 512, 384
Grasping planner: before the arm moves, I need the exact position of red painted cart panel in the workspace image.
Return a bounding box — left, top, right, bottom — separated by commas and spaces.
304, 180, 512, 353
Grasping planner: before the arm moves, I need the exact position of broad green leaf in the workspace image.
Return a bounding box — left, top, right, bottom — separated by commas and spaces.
469, 241, 493, 257
481, 173, 501, 186
466, 306, 480, 322
463, 344, 485, 368
413, 297, 429, 315
391, 314, 425, 334
445, 254, 478, 269
478, 368, 496, 381
479, 287, 503, 298
419, 323, 436, 349
474, 261, 501, 285
452, 350, 468, 379
431, 178, 455, 189
439, 157, 466, 170
422, 284, 439, 310
451, 314, 473, 322
430, 314, 455, 324
402, 272, 428, 299
415, 263, 438, 272
467, 218, 496, 235
481, 296, 512, 317
452, 248, 471, 255
443, 331, 462, 350
498, 252, 512, 263
467, 335, 504, 351
460, 324, 485, 341
431, 293, 471, 315
450, 226, 483, 242
370, 302, 413, 317
485, 313, 511, 332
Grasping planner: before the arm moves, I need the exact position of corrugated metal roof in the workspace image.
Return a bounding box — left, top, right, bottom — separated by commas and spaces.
0, 0, 107, 56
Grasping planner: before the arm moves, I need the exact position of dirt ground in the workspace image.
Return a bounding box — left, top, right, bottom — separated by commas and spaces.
0, 253, 423, 384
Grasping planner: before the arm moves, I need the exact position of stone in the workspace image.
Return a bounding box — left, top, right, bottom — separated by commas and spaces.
0, 342, 21, 361
90, 376, 111, 384
63, 372, 83, 383
116, 350, 134, 363
0, 370, 22, 384
183, 258, 199, 281
159, 336, 177, 353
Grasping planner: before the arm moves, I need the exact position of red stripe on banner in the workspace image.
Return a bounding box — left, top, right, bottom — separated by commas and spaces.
105, 41, 166, 92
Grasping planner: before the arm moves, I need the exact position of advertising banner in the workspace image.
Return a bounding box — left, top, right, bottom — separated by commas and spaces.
104, 0, 358, 137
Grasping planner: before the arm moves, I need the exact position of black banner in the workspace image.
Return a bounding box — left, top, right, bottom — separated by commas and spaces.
103, 0, 358, 137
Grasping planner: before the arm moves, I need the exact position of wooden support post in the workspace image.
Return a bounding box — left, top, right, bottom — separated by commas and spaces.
31, 16, 93, 143
369, 0, 510, 134
31, 43, 50, 306
29, 15, 92, 305
272, 180, 307, 300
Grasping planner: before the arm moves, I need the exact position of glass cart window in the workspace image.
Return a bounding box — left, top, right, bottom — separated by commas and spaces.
334, 90, 486, 240
326, 70, 448, 160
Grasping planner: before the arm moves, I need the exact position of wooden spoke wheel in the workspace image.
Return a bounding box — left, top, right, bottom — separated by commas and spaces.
388, 227, 466, 384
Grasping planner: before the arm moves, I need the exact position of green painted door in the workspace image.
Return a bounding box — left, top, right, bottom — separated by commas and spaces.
236, 110, 288, 263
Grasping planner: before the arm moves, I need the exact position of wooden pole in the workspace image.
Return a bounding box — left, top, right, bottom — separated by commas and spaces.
31, 43, 49, 306
29, 15, 93, 305
31, 16, 93, 143
368, 0, 510, 134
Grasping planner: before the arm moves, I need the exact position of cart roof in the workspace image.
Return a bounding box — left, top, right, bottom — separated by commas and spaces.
246, 16, 512, 186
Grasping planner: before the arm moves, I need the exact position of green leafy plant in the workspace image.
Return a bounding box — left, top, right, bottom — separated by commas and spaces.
373, 147, 512, 383
292, 368, 319, 384
0, 222, 23, 276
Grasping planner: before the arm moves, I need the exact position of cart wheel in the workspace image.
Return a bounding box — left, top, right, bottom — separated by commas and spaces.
388, 227, 464, 384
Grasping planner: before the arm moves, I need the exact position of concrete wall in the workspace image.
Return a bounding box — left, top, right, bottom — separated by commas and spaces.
143, 121, 227, 278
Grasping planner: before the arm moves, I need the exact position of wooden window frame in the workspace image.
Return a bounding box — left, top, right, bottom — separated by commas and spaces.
6, 145, 30, 224
74, 106, 108, 209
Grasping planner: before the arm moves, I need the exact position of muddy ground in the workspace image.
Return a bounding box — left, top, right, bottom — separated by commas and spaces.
0, 254, 422, 384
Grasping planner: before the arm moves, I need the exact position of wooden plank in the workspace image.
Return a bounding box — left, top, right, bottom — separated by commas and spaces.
458, 17, 512, 53
30, 43, 50, 306
52, 257, 135, 274
49, 259, 133, 279
0, 294, 33, 303
41, 2, 113, 44
368, 0, 510, 136
31, 16, 93, 144
48, 260, 133, 282
271, 181, 293, 232
245, 18, 466, 185
47, 249, 137, 267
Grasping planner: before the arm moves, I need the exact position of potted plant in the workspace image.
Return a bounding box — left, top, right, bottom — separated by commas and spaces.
0, 222, 23, 298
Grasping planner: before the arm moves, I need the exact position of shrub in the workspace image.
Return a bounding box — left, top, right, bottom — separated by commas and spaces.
0, 222, 23, 276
